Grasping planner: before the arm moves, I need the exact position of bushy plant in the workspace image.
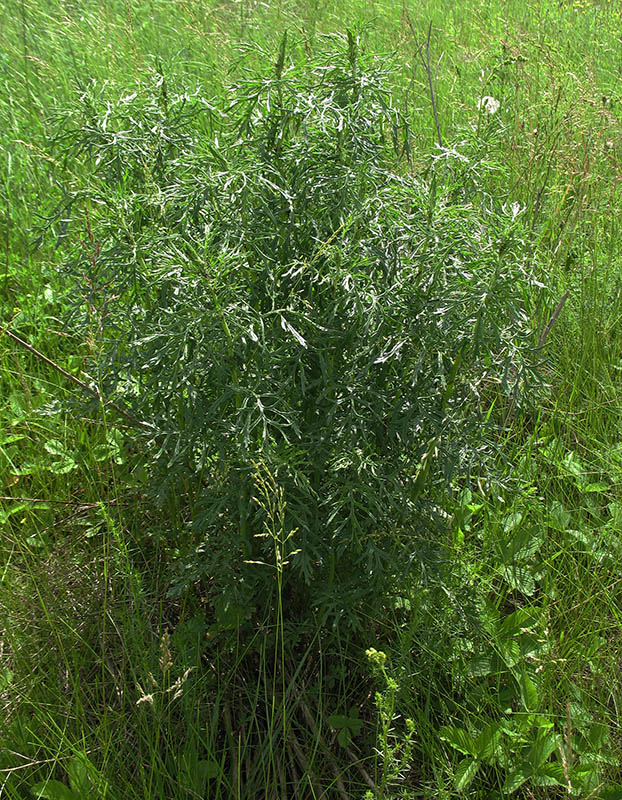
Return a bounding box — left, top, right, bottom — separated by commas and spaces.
46, 33, 540, 630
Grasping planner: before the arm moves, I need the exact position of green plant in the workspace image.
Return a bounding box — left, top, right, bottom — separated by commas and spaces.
3, 2, 622, 797
441, 600, 622, 796
45, 34, 540, 634
365, 648, 416, 798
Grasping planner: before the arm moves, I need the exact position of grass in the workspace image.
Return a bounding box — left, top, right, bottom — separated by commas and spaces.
1, 0, 622, 798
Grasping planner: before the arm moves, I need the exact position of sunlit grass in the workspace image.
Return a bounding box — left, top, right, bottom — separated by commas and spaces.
1, 0, 621, 797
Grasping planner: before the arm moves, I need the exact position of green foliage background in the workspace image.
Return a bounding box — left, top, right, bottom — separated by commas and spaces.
1, 1, 622, 798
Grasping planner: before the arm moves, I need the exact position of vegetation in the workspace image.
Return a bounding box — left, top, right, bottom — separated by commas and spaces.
1, 1, 621, 798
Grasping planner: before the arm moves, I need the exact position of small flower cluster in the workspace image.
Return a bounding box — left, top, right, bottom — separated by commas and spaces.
478, 95, 500, 115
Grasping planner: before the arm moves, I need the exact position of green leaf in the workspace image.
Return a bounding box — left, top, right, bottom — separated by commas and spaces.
454, 757, 479, 791
467, 654, 494, 677
30, 780, 79, 800
497, 606, 542, 639
43, 286, 56, 304
562, 451, 586, 480
106, 429, 126, 464
503, 511, 523, 532
8, 392, 26, 418
534, 761, 567, 786
528, 727, 559, 768
92, 444, 111, 462
44, 440, 78, 474
43, 440, 67, 457
583, 482, 608, 493
548, 500, 570, 531
9, 464, 38, 476
347, 708, 362, 736
535, 762, 566, 785
439, 726, 477, 756
518, 670, 539, 712
571, 765, 602, 793
587, 721, 609, 750
197, 760, 221, 781
327, 714, 349, 730
66, 760, 89, 795
0, 433, 26, 446
510, 526, 544, 561
48, 457, 78, 474
0, 668, 13, 691
337, 727, 350, 748
0, 503, 27, 524
92, 431, 126, 463
328, 711, 361, 739
499, 683, 520, 710
503, 767, 530, 793
475, 723, 502, 760
501, 564, 536, 596
499, 638, 521, 669
66, 756, 105, 797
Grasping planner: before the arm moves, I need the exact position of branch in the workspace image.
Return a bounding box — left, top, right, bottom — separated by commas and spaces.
538, 290, 569, 347
0, 495, 116, 506
296, 696, 349, 800
424, 21, 444, 149
2, 327, 151, 431
404, 17, 443, 150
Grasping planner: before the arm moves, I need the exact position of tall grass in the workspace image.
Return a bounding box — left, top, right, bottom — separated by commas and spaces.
1, 0, 622, 798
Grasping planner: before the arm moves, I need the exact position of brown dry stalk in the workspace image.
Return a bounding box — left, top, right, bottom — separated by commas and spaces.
223, 702, 240, 797
404, 15, 443, 149
345, 745, 376, 792
0, 495, 115, 506
2, 326, 150, 431
539, 290, 570, 346
296, 697, 349, 800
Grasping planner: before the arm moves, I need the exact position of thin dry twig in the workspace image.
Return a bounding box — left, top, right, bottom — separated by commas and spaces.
539, 290, 569, 346
297, 697, 349, 800
424, 22, 443, 149
0, 495, 116, 506
345, 745, 376, 792
0, 748, 94, 774
223, 702, 240, 798
404, 17, 443, 150
2, 327, 151, 431
288, 723, 319, 796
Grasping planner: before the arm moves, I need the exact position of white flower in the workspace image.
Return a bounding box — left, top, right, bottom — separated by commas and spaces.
478, 96, 500, 115
503, 201, 524, 221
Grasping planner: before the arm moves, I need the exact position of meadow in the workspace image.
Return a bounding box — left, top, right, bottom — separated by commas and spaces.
1, 0, 622, 797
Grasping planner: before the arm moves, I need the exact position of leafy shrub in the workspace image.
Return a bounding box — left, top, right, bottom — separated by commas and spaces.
46, 33, 540, 630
